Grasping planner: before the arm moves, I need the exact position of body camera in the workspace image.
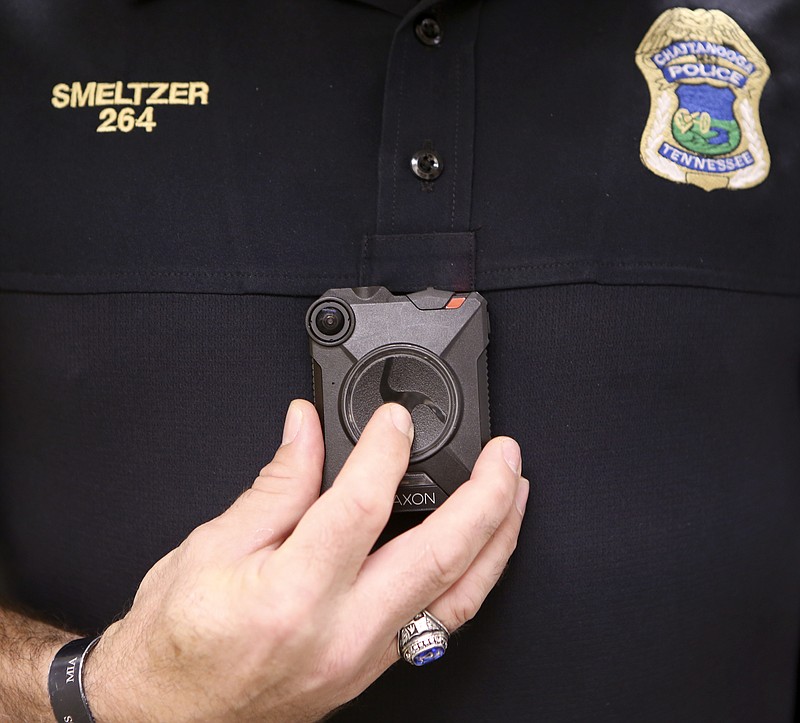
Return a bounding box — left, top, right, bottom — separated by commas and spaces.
306, 287, 490, 513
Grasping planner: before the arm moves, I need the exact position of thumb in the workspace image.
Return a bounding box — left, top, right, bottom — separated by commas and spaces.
197, 399, 325, 560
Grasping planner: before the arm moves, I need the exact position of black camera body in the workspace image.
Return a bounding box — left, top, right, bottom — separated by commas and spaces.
306, 287, 490, 513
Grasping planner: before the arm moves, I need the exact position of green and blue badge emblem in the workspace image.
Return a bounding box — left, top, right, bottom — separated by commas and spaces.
636, 9, 771, 191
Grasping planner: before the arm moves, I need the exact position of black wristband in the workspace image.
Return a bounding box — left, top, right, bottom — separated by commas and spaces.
48, 636, 101, 723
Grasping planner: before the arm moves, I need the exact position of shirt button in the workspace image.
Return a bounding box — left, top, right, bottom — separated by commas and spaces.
411, 148, 444, 180
415, 17, 443, 46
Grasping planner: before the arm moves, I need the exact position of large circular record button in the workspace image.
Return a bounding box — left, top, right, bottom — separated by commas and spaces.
340, 344, 461, 463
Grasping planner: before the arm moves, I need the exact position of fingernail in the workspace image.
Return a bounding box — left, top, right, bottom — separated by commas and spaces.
389, 404, 414, 440
502, 438, 522, 475
281, 401, 303, 446
515, 478, 530, 516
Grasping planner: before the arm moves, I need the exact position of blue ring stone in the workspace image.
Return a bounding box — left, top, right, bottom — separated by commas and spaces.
413, 646, 445, 666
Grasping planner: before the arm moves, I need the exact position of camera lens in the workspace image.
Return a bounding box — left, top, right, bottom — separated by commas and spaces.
315, 306, 346, 336
306, 298, 354, 346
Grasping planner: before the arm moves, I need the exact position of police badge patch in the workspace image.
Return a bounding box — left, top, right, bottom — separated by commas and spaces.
636, 9, 771, 191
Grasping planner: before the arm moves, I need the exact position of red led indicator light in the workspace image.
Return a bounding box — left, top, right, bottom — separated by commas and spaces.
445, 296, 466, 309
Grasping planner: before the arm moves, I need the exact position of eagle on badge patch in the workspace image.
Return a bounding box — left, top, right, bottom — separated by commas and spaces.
636, 8, 771, 191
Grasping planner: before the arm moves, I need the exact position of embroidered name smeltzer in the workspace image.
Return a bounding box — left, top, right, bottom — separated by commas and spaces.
636, 9, 770, 191
51, 81, 210, 134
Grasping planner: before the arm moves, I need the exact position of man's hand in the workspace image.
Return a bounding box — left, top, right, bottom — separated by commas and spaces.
84, 400, 528, 723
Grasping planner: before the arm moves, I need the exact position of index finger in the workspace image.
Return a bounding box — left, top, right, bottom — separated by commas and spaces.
275, 403, 414, 590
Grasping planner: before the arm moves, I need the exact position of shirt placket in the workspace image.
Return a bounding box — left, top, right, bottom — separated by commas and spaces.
360, 0, 482, 292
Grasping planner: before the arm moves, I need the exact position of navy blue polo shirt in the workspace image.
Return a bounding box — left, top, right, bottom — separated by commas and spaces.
1, 1, 799, 720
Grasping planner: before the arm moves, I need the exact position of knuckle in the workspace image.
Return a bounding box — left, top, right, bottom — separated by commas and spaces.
446, 567, 504, 628
237, 486, 281, 510
487, 478, 514, 515
181, 521, 217, 559
337, 487, 387, 525
261, 609, 297, 649
266, 597, 307, 650
235, 487, 260, 508
424, 543, 463, 589
466, 510, 497, 550
447, 589, 484, 627
262, 586, 318, 647
256, 457, 295, 486
238, 475, 302, 511
473, 492, 510, 544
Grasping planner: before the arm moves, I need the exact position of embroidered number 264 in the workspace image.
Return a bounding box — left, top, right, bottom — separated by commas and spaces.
96, 107, 157, 133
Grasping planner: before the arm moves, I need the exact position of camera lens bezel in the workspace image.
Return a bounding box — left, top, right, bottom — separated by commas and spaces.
306, 298, 355, 346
